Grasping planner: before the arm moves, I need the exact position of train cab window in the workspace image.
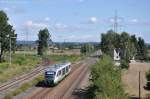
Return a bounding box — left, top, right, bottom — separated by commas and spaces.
45, 71, 56, 78
57, 72, 59, 77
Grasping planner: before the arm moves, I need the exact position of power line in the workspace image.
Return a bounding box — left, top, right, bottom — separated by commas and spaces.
110, 10, 125, 33
114, 10, 118, 33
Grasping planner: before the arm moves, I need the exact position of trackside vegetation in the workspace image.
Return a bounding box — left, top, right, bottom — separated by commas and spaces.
0, 54, 42, 83
88, 55, 128, 99
0, 54, 81, 83
3, 75, 44, 99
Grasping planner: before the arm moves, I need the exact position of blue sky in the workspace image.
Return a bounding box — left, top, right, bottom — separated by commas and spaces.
0, 0, 150, 42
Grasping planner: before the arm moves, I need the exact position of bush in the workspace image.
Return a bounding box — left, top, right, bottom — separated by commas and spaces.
120, 60, 129, 69
0, 63, 9, 73
14, 56, 27, 65
88, 55, 128, 99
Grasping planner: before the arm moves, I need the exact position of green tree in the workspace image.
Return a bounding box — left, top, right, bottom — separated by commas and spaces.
0, 10, 17, 62
37, 28, 51, 56
100, 30, 139, 62
119, 32, 132, 61
100, 30, 120, 57
137, 37, 148, 60
80, 43, 94, 55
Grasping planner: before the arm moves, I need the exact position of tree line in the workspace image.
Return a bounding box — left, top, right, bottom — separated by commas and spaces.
100, 30, 148, 62
0, 11, 17, 62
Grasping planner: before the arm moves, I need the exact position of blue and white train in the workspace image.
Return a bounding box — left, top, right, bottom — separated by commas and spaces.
44, 62, 71, 85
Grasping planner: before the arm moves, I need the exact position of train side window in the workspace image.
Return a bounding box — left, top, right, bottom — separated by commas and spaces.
62, 68, 65, 75
58, 70, 61, 76
66, 66, 69, 72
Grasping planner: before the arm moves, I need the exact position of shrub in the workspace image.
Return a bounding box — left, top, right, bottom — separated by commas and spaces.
3, 75, 44, 99
88, 55, 128, 99
120, 60, 129, 69
14, 56, 27, 65
0, 63, 9, 73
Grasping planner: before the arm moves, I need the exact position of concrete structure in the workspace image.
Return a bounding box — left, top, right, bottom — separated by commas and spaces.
113, 49, 120, 61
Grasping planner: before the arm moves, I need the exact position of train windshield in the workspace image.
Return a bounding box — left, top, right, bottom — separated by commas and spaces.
45, 71, 56, 78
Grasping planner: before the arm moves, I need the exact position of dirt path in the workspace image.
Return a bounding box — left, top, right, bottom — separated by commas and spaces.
122, 62, 150, 98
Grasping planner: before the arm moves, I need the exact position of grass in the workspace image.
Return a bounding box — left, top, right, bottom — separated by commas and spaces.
0, 54, 81, 83
87, 55, 128, 99
0, 54, 42, 83
3, 75, 44, 99
148, 50, 150, 57
44, 55, 82, 63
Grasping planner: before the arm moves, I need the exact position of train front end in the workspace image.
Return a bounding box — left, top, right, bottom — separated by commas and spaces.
44, 70, 56, 86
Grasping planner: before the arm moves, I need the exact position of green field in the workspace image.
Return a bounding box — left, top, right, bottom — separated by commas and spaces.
0, 54, 81, 83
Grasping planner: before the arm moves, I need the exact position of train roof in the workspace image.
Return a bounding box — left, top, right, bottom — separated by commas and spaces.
45, 62, 71, 72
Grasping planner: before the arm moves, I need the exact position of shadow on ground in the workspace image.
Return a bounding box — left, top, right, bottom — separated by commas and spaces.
72, 88, 89, 99
35, 80, 54, 88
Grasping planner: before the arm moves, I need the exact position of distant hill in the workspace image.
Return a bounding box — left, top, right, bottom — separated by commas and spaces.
16, 41, 99, 46
146, 43, 150, 46
17, 41, 36, 45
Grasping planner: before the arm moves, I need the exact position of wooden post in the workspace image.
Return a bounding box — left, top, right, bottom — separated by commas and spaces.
139, 71, 141, 99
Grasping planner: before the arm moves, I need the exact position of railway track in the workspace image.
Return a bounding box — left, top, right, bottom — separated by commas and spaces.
0, 66, 44, 92
23, 61, 84, 99
62, 63, 89, 99
24, 58, 97, 99
0, 59, 53, 92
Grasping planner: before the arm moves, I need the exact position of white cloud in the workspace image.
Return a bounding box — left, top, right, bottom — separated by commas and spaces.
130, 19, 139, 23
4, 7, 9, 11
54, 34, 98, 42
109, 18, 122, 23
53, 23, 68, 31
78, 0, 85, 3
88, 17, 98, 24
45, 17, 50, 21
83, 16, 99, 24
126, 19, 150, 26
0, 0, 28, 4
53, 23, 93, 32
67, 0, 86, 3
2, 6, 26, 14
66, 34, 98, 42
24, 20, 48, 29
